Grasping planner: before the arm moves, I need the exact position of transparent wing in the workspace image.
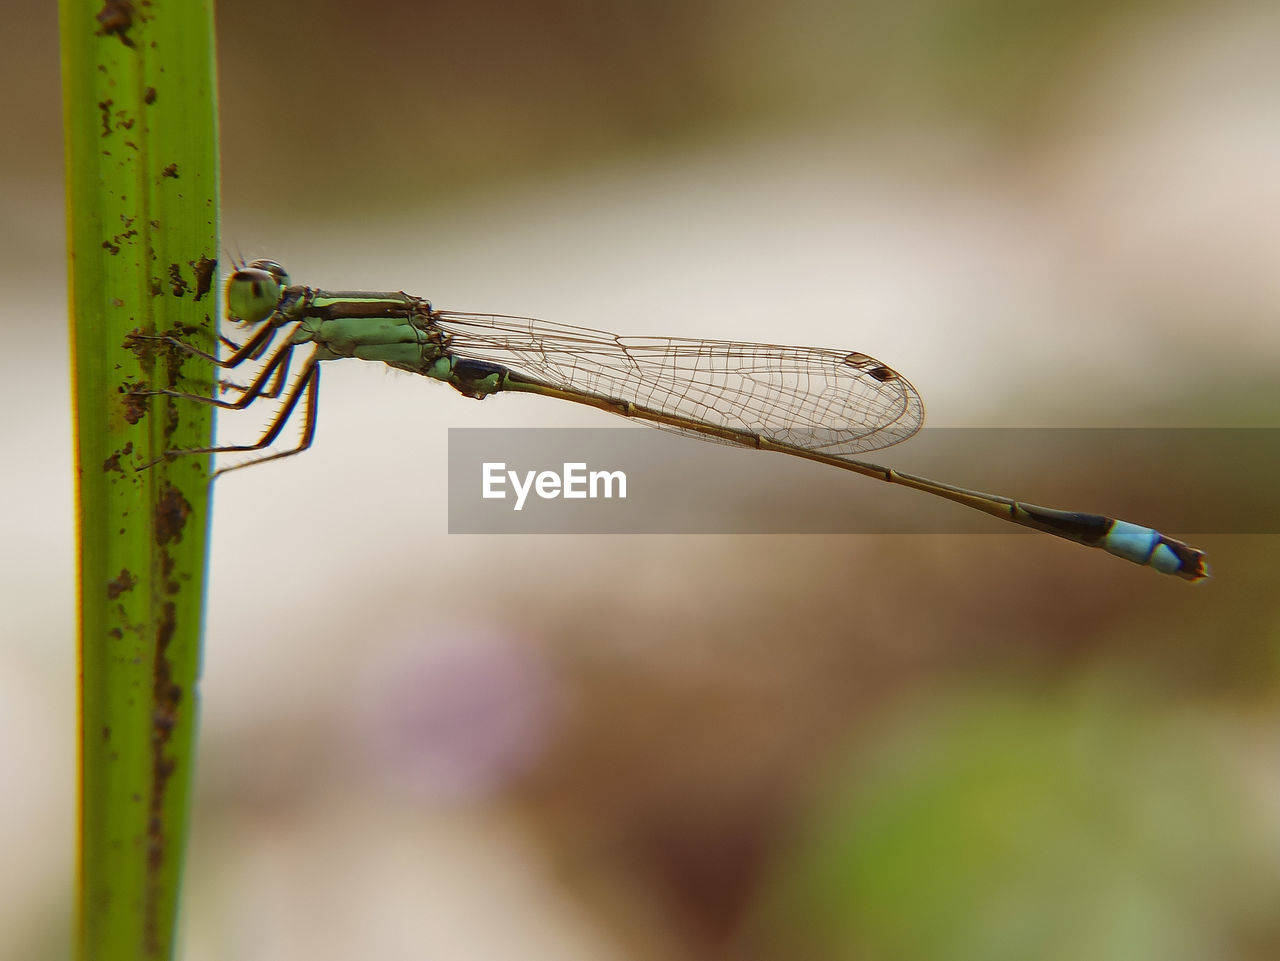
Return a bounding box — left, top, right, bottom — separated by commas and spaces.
432, 311, 924, 455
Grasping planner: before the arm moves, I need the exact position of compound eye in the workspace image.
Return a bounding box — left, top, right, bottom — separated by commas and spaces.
226, 262, 289, 323
246, 260, 289, 287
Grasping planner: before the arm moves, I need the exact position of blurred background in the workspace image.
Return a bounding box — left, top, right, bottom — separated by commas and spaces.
7, 0, 1280, 958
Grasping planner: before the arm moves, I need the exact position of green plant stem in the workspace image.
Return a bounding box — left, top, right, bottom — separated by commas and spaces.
61, 1, 219, 958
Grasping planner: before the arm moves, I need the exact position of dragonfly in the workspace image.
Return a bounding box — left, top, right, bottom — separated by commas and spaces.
140, 260, 1208, 581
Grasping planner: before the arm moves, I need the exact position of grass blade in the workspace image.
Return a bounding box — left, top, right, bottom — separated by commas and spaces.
61, 1, 220, 957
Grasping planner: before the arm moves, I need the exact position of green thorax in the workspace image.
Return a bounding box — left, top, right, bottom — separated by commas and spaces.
281, 287, 449, 374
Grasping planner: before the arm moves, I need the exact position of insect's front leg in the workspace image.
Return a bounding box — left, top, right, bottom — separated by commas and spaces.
125, 318, 280, 370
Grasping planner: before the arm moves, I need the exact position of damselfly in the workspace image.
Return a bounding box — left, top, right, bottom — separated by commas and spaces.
140, 260, 1208, 580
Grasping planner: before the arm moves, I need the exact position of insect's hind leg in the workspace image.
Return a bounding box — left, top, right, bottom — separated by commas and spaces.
144, 360, 321, 475
211, 363, 323, 477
